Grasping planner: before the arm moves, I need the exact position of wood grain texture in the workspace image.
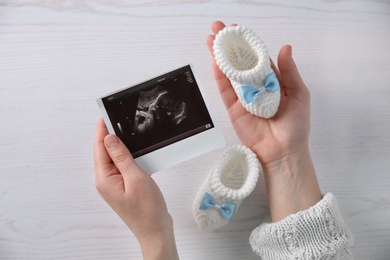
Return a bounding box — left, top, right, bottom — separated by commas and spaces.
1, 1, 389, 259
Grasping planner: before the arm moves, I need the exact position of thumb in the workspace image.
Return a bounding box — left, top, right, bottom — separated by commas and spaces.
104, 134, 146, 177
277, 45, 309, 100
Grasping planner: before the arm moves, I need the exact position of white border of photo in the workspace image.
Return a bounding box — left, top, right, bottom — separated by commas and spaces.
96, 64, 225, 174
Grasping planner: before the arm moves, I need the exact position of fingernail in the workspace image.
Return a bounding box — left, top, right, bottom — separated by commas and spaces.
105, 135, 119, 148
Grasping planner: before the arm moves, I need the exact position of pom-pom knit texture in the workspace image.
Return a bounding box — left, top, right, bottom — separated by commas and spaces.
213, 25, 280, 118
249, 193, 354, 259
193, 145, 261, 231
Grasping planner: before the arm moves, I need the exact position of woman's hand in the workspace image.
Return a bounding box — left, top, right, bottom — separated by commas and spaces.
93, 118, 179, 260
207, 21, 322, 221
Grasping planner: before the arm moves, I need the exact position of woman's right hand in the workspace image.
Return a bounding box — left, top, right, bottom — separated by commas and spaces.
207, 21, 322, 221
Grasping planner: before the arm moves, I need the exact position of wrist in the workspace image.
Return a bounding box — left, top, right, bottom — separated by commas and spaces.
262, 147, 322, 222
138, 224, 179, 260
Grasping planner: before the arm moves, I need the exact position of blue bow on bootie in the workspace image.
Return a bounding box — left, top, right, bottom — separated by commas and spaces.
239, 72, 280, 105
199, 192, 237, 221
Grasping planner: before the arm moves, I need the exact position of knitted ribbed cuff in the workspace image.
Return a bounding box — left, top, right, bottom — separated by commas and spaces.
249, 193, 354, 259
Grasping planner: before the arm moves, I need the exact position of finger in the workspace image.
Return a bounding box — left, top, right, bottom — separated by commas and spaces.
211, 20, 226, 34
206, 34, 215, 57
270, 58, 282, 84
93, 117, 113, 177
277, 45, 309, 99
270, 58, 286, 97
207, 21, 237, 110
211, 59, 238, 110
206, 20, 227, 56
104, 134, 146, 182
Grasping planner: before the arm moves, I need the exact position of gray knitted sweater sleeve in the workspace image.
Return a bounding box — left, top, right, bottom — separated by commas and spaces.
249, 193, 354, 259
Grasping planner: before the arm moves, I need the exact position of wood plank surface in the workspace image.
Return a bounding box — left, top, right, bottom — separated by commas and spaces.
1, 1, 389, 259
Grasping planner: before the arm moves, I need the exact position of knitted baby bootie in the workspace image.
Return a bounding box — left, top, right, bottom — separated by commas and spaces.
193, 145, 261, 231
213, 25, 281, 118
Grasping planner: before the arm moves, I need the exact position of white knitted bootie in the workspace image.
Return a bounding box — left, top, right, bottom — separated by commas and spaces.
213, 25, 281, 118
193, 145, 261, 231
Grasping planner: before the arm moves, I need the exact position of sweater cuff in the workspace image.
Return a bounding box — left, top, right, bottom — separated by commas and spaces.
249, 193, 354, 259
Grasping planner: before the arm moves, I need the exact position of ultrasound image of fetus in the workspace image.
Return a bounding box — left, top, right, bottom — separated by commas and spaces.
133, 85, 187, 135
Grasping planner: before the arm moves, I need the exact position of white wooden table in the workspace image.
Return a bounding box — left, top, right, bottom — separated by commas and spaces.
1, 1, 390, 259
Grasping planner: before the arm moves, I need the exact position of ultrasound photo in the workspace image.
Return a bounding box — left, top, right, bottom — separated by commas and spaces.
132, 85, 187, 135
100, 65, 215, 158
